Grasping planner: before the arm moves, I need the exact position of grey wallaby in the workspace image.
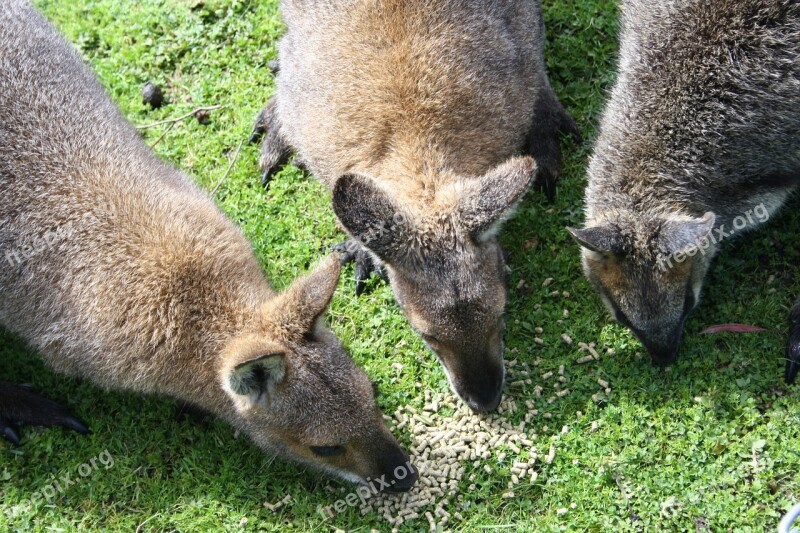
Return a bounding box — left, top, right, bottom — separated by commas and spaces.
569, 0, 800, 381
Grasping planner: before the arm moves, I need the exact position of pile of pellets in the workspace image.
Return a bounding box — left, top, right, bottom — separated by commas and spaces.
361, 390, 549, 531
343, 346, 608, 532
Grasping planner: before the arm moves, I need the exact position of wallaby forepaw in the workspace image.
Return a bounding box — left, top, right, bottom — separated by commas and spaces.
0, 382, 89, 445
1, 419, 21, 446
333, 239, 386, 296
248, 124, 265, 145
525, 128, 562, 202
560, 111, 583, 145
785, 301, 800, 384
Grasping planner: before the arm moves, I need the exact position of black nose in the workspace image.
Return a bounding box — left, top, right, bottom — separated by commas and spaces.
459, 364, 504, 413
383, 463, 418, 493
641, 338, 680, 367
376, 443, 418, 493
440, 349, 505, 413
465, 386, 503, 413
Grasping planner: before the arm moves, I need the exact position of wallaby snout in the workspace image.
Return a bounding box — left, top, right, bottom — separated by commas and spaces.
639, 334, 682, 368
372, 434, 418, 493
460, 363, 505, 414
436, 346, 505, 413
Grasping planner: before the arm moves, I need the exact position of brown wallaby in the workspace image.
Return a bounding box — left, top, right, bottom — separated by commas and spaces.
252, 0, 580, 412
568, 0, 799, 381
0, 0, 416, 490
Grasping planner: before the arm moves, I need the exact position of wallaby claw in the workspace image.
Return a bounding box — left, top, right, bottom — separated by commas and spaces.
333, 239, 386, 296
261, 169, 272, 188
534, 168, 557, 203
0, 382, 89, 445
785, 299, 800, 384
557, 103, 583, 146
526, 94, 582, 203
1, 420, 21, 446
248, 125, 265, 145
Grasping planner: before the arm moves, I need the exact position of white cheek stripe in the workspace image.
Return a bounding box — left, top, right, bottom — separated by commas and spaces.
425, 341, 461, 399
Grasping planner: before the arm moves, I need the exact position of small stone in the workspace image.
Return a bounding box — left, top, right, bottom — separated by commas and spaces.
142, 82, 164, 108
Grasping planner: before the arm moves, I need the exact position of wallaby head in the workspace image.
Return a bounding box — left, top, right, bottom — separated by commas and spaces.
333, 157, 535, 412
569, 211, 717, 366
219, 255, 416, 489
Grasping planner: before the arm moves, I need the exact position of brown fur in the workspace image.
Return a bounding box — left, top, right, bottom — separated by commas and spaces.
0, 0, 415, 489
257, 0, 578, 412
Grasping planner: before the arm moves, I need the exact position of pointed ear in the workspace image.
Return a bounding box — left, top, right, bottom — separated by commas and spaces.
332, 174, 408, 260
659, 212, 716, 255
266, 254, 341, 338
567, 225, 628, 256
459, 156, 536, 241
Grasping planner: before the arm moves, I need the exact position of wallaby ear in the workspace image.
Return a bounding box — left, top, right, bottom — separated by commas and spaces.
567, 225, 628, 256
265, 254, 342, 338
226, 352, 286, 406
659, 212, 716, 255
459, 156, 536, 241
332, 174, 408, 260
220, 335, 287, 408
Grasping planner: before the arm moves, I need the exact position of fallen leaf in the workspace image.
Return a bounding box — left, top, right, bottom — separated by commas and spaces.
700, 324, 767, 334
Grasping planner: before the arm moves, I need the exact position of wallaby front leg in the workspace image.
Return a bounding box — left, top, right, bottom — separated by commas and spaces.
250, 97, 294, 188
333, 239, 388, 296
525, 91, 581, 202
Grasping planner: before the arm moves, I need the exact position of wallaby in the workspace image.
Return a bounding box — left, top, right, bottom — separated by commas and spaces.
568, 0, 800, 381
0, 0, 417, 490
252, 0, 580, 412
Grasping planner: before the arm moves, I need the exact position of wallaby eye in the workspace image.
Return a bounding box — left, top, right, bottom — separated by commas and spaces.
422, 333, 442, 346
310, 445, 345, 457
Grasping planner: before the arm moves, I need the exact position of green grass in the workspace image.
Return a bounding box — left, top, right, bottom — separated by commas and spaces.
2, 0, 798, 531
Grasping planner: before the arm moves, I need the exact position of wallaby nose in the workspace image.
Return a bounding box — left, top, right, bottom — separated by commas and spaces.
459, 363, 504, 413
384, 462, 418, 493
464, 385, 503, 413
376, 441, 418, 493
642, 337, 681, 367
